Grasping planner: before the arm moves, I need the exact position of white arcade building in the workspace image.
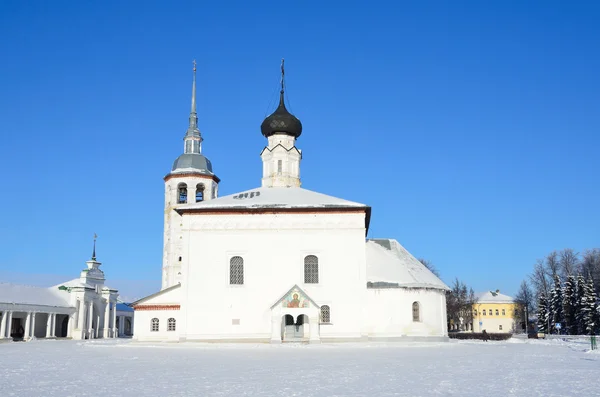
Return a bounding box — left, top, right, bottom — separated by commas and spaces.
133, 61, 449, 343
0, 245, 129, 341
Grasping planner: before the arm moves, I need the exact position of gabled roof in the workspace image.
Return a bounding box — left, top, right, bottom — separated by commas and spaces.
0, 283, 71, 308
366, 239, 449, 290
270, 284, 320, 309
176, 186, 367, 211
476, 290, 514, 303
131, 283, 181, 306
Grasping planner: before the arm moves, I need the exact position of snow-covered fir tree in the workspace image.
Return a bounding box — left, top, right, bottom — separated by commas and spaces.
575, 274, 587, 334
549, 274, 565, 333
580, 277, 598, 335
537, 293, 549, 333
562, 274, 578, 334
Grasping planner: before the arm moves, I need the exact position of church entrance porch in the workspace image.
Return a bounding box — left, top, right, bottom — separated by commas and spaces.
270, 285, 321, 344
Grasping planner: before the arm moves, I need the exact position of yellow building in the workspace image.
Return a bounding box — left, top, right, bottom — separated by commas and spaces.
472, 290, 516, 333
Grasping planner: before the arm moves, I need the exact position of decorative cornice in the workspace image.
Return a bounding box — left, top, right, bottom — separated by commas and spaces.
164, 172, 220, 183
133, 304, 180, 311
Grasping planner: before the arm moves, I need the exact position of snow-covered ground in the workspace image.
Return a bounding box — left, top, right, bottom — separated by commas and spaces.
1, 337, 598, 396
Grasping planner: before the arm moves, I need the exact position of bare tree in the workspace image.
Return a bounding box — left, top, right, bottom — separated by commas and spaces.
546, 251, 560, 278
530, 258, 550, 297
417, 258, 440, 278
559, 248, 579, 278
514, 280, 535, 333
446, 278, 476, 331
581, 249, 600, 295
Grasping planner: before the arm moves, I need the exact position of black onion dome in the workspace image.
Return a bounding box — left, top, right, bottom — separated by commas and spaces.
261, 91, 302, 138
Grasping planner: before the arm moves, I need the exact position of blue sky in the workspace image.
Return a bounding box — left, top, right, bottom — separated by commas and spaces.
0, 1, 598, 300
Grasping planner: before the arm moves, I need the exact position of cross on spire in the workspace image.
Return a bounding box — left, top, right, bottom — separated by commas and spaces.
280, 58, 285, 94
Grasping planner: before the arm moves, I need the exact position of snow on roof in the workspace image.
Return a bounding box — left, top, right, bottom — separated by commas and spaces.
366, 239, 449, 290
53, 278, 94, 289
0, 283, 71, 308
176, 186, 367, 211
476, 290, 514, 303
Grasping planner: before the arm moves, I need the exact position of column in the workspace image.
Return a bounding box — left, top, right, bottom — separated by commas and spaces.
31, 313, 37, 339
51, 314, 56, 337
0, 311, 6, 339
270, 317, 281, 344
103, 303, 110, 338
77, 301, 85, 330
118, 315, 125, 337
45, 313, 53, 338
309, 316, 320, 344
6, 311, 13, 338
66, 315, 73, 338
112, 303, 117, 338
87, 302, 94, 338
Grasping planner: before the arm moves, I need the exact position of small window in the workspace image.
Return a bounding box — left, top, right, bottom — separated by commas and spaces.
151, 318, 159, 332
495, 309, 499, 316
196, 183, 205, 202
412, 302, 420, 322
483, 310, 486, 316
168, 318, 176, 331
304, 255, 319, 284
177, 183, 187, 204
474, 310, 478, 316
277, 160, 282, 174
321, 305, 331, 323
499, 325, 503, 331
230, 256, 244, 285
178, 256, 182, 262
502, 309, 505, 316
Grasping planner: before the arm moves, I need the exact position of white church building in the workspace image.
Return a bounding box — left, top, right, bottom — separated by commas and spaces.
133, 61, 449, 343
0, 245, 125, 341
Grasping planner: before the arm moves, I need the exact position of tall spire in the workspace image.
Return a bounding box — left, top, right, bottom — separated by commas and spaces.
191, 60, 197, 115
91, 233, 97, 261
184, 60, 202, 154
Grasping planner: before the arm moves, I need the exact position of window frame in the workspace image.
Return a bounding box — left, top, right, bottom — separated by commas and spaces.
167, 317, 176, 332
229, 256, 244, 285
320, 305, 331, 324
412, 301, 420, 322
304, 255, 319, 284
151, 318, 159, 332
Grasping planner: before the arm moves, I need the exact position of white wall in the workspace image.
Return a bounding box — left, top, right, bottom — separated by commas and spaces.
133, 286, 181, 341
364, 288, 447, 339
179, 211, 367, 341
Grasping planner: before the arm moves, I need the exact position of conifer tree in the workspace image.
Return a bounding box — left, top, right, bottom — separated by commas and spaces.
537, 293, 549, 333
562, 275, 578, 334
581, 278, 598, 335
549, 274, 564, 333
575, 274, 587, 334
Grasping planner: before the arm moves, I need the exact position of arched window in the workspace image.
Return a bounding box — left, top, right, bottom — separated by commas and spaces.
151, 318, 159, 332
177, 183, 188, 204
412, 302, 420, 322
230, 256, 244, 285
483, 310, 486, 316
304, 255, 319, 284
195, 183, 205, 202
168, 318, 176, 331
495, 309, 499, 316
277, 160, 283, 174
502, 309, 505, 316
321, 305, 331, 323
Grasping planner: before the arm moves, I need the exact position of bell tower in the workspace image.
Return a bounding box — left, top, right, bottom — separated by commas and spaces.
260, 59, 303, 188
162, 61, 220, 289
